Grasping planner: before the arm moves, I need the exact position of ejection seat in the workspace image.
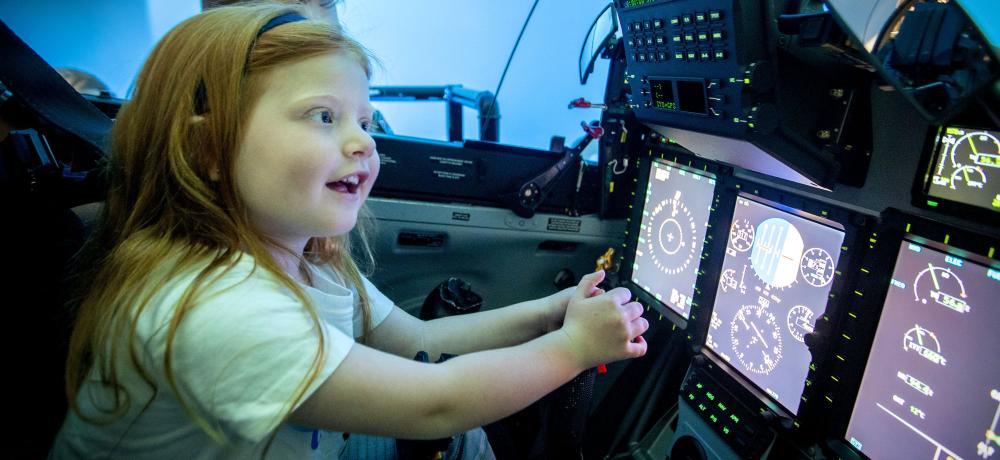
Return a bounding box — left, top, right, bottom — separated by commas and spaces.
0, 19, 112, 457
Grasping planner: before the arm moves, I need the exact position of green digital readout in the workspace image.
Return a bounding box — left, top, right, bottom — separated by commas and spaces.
623, 0, 657, 8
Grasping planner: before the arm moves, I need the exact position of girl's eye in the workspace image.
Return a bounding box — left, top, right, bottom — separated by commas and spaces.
309, 110, 334, 124
361, 120, 372, 132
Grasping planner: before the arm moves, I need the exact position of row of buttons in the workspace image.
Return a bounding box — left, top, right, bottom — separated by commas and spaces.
628, 30, 725, 49
626, 18, 666, 32
671, 10, 724, 26
626, 10, 724, 32
681, 370, 772, 457
631, 49, 727, 63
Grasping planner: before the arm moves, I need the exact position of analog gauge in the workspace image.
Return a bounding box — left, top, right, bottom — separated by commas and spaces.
913, 264, 970, 313
786, 305, 815, 343
949, 165, 987, 190
800, 248, 836, 288
728, 218, 755, 253
750, 218, 804, 289
730, 303, 783, 375
951, 130, 1000, 169
644, 191, 699, 276
903, 324, 947, 366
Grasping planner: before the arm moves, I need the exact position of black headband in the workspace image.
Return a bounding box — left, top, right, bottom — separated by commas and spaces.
256, 13, 307, 38
194, 13, 308, 115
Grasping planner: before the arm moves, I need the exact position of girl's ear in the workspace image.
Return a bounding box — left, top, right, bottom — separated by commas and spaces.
189, 115, 221, 181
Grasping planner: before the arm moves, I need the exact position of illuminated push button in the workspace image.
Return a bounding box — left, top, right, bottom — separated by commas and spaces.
709, 10, 722, 21
632, 53, 639, 61
638, 53, 647, 62
698, 32, 709, 42
670, 16, 681, 26
631, 22, 642, 32
657, 51, 668, 61
695, 12, 707, 22
648, 52, 657, 62
645, 37, 654, 46
682, 14, 693, 25
643, 20, 652, 30
674, 51, 686, 60
684, 33, 695, 43
714, 49, 727, 60
699, 50, 711, 61
687, 51, 697, 61
653, 18, 664, 28
672, 35, 683, 44
655, 35, 665, 45
712, 30, 725, 41
627, 38, 636, 47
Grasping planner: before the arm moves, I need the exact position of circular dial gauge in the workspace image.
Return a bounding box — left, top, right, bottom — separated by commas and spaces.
786, 305, 815, 343
950, 131, 1000, 168
644, 193, 699, 275
730, 303, 783, 375
729, 218, 755, 252
949, 165, 987, 190
800, 248, 836, 287
749, 218, 804, 289
913, 264, 969, 313
903, 324, 947, 366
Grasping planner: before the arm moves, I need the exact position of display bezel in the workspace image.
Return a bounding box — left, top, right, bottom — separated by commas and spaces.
699, 191, 846, 418
913, 124, 1000, 226
618, 149, 727, 330
820, 208, 1000, 459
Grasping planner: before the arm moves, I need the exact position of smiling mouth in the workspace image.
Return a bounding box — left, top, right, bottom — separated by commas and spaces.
327, 173, 368, 194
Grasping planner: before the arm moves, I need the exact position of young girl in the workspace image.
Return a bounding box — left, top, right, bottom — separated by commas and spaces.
50, 4, 647, 458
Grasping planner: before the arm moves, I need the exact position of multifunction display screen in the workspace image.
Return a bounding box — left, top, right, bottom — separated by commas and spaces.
630, 159, 716, 320
846, 239, 1000, 460
926, 126, 1000, 214
706, 195, 844, 415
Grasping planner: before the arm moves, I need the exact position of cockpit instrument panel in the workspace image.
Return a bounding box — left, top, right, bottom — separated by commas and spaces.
615, 0, 767, 138
845, 237, 1000, 460
624, 157, 717, 325
921, 125, 1000, 218
705, 193, 845, 415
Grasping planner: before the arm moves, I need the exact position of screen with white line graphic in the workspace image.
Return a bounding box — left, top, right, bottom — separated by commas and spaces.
846, 238, 1000, 460
705, 194, 844, 415
925, 126, 1000, 214
630, 158, 716, 320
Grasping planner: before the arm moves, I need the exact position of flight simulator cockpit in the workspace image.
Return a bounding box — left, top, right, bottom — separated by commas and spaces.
1, 0, 998, 458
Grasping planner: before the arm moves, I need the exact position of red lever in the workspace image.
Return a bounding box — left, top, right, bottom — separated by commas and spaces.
568, 97, 608, 110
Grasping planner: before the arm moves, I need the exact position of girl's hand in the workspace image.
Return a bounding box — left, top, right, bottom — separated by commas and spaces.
559, 271, 648, 368
543, 274, 604, 333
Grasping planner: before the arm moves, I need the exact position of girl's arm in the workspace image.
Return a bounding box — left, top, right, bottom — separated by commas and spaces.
289, 271, 647, 439
367, 275, 595, 361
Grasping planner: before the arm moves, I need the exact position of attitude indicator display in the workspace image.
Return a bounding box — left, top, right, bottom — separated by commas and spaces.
630, 158, 716, 321
846, 239, 1000, 460
705, 195, 845, 415
926, 126, 1000, 214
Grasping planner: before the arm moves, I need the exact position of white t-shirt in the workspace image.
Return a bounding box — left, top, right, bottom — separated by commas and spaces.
50, 254, 394, 459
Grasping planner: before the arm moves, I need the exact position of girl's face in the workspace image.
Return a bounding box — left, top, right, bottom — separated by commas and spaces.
235, 52, 378, 251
